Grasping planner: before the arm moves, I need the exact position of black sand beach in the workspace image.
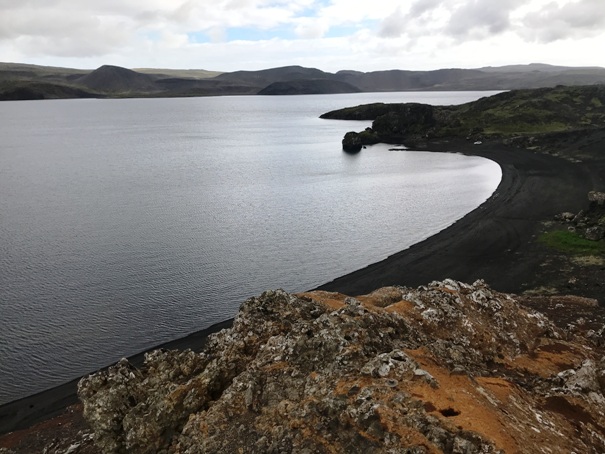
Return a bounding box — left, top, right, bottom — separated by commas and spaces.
2, 137, 605, 438
320, 140, 602, 295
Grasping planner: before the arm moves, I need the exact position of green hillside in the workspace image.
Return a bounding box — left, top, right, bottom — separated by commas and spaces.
321, 85, 605, 150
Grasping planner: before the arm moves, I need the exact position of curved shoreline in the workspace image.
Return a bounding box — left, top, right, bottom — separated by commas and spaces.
0, 138, 598, 435
319, 139, 596, 295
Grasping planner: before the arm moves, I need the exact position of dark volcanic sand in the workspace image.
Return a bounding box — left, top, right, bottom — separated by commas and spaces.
2, 136, 605, 443
319, 139, 602, 295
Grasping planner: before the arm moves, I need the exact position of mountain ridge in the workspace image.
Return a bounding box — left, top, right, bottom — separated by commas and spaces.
2, 62, 605, 100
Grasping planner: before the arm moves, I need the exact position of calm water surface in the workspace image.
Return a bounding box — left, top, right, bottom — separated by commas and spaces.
0, 92, 501, 404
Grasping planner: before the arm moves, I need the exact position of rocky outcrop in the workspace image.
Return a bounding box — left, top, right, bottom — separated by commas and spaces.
555, 191, 605, 241
342, 128, 380, 152
77, 280, 605, 453
588, 191, 605, 206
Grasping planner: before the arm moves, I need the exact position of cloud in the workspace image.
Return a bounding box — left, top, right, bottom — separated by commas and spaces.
445, 0, 525, 39
294, 17, 330, 39
522, 0, 605, 42
378, 7, 406, 38
0, 0, 604, 71
408, 0, 443, 18
378, 0, 444, 39
0, 3, 134, 57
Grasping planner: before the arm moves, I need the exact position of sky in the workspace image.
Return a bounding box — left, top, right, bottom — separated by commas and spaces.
1, 0, 604, 72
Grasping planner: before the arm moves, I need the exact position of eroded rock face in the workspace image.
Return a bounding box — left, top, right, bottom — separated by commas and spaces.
78, 280, 605, 453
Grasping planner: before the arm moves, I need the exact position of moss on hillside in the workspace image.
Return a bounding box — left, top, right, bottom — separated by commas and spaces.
539, 230, 605, 255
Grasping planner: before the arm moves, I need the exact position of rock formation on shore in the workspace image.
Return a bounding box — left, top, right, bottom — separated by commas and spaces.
555, 191, 605, 241
67, 280, 605, 453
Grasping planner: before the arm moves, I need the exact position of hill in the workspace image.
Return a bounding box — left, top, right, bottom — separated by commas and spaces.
0, 62, 87, 81
75, 65, 158, 94
214, 65, 331, 86
134, 68, 222, 79
258, 79, 361, 95
320, 84, 605, 151
0, 80, 99, 100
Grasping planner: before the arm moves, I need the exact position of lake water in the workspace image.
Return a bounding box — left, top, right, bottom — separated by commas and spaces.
0, 91, 501, 405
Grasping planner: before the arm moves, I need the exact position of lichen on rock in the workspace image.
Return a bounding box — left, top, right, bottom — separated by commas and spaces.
78, 281, 605, 453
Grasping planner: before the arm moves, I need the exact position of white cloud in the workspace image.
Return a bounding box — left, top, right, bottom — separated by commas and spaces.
294, 17, 330, 39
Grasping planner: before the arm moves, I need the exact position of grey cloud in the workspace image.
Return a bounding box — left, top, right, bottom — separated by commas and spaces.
523, 0, 605, 42
446, 0, 524, 38
378, 0, 441, 39
408, 0, 442, 18
378, 7, 406, 38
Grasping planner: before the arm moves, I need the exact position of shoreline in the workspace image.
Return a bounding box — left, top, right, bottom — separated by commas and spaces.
319, 138, 598, 295
0, 319, 233, 435
0, 137, 600, 436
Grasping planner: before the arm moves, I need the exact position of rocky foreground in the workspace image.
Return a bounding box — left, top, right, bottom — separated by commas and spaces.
8, 280, 603, 453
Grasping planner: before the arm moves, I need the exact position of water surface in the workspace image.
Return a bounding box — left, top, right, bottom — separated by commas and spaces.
0, 92, 501, 404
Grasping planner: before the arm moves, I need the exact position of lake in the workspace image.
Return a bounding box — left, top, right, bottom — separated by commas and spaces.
0, 91, 501, 404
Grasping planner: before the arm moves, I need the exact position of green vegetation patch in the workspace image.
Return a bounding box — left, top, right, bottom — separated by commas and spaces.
539, 230, 605, 255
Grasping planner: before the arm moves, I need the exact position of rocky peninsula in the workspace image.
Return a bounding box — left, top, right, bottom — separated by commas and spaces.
320, 85, 605, 152
2, 85, 605, 452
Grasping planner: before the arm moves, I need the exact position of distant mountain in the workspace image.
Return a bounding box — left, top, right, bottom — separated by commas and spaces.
1, 62, 605, 100
215, 65, 331, 86
334, 68, 490, 91
0, 80, 98, 100
134, 68, 222, 79
258, 79, 361, 95
332, 66, 605, 91
0, 62, 87, 80
478, 63, 605, 73
75, 65, 158, 94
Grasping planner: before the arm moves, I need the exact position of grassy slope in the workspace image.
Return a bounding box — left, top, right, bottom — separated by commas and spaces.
450, 85, 605, 136
323, 85, 605, 143
539, 230, 605, 255
134, 68, 222, 79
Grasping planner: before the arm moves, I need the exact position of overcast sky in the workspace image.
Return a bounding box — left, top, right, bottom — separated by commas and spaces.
1, 0, 604, 72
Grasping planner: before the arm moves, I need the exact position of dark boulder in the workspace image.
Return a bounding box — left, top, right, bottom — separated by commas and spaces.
585, 226, 605, 241
342, 128, 380, 152
342, 131, 363, 152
